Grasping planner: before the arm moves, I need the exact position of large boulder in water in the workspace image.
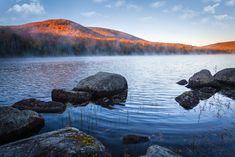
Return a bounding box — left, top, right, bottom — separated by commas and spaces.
73, 72, 128, 99
187, 69, 218, 89
52, 89, 91, 105
0, 127, 106, 157
175, 91, 200, 110
140, 145, 182, 157
214, 68, 235, 87
0, 106, 44, 145
13, 98, 66, 113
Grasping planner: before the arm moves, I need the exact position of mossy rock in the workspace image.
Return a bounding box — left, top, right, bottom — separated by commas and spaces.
0, 127, 106, 157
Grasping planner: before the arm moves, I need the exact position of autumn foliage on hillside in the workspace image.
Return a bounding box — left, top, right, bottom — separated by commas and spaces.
0, 19, 233, 57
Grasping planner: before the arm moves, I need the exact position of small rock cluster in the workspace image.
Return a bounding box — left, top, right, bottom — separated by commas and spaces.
176, 68, 235, 109
53, 72, 128, 107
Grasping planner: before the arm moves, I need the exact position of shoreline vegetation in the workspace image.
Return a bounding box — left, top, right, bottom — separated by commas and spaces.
0, 19, 235, 58
0, 69, 235, 156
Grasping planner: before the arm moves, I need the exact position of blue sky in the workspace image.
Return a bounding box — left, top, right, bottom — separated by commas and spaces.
0, 0, 235, 46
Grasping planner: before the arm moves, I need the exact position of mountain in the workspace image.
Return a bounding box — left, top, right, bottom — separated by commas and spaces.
88, 27, 142, 40
0, 19, 234, 57
202, 41, 235, 53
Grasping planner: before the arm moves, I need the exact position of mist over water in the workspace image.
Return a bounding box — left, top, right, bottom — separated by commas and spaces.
0, 55, 235, 157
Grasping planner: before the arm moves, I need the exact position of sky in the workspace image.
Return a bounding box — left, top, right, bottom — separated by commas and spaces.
0, 0, 235, 46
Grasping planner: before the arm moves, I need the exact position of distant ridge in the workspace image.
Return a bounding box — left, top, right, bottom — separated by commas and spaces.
0, 19, 234, 57
203, 41, 235, 53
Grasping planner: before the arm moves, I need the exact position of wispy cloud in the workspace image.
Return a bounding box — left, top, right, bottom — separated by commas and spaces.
151, 1, 166, 8
8, 0, 45, 15
126, 4, 142, 11
93, 0, 108, 3
140, 16, 153, 21
105, 0, 141, 11
225, 0, 235, 6
81, 11, 100, 17
180, 9, 198, 19
203, 3, 220, 14
171, 5, 183, 12
115, 0, 126, 7
214, 14, 233, 20
163, 5, 198, 20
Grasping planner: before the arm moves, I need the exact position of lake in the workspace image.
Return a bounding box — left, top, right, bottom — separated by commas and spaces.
0, 55, 235, 157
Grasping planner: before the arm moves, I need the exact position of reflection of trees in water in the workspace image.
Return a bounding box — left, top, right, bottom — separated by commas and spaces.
196, 94, 232, 123
190, 95, 235, 157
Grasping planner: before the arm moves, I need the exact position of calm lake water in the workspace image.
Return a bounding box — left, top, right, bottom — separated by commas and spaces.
0, 55, 235, 157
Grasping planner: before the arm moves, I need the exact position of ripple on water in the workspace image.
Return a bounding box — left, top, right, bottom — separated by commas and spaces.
0, 55, 235, 157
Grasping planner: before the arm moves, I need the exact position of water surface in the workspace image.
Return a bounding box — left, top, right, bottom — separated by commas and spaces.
0, 55, 235, 157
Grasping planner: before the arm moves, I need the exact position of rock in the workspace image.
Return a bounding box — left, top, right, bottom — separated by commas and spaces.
214, 68, 235, 87
13, 98, 66, 113
196, 87, 218, 100
122, 134, 150, 144
95, 97, 114, 107
0, 127, 106, 157
175, 91, 200, 110
52, 89, 91, 105
140, 145, 182, 157
73, 72, 128, 99
187, 69, 218, 89
220, 87, 235, 100
176, 79, 188, 86
95, 91, 127, 107
0, 106, 44, 145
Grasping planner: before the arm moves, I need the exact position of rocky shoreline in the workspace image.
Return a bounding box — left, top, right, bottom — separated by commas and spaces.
1, 69, 234, 157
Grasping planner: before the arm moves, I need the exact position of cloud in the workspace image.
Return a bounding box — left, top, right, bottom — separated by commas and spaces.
203, 3, 220, 14
140, 16, 153, 21
8, 0, 45, 15
180, 9, 198, 19
171, 5, 183, 12
115, 0, 126, 7
151, 1, 166, 8
214, 14, 233, 20
126, 4, 142, 11
105, 0, 126, 8
81, 11, 100, 17
225, 0, 235, 6
105, 0, 141, 11
93, 0, 108, 3
201, 17, 210, 23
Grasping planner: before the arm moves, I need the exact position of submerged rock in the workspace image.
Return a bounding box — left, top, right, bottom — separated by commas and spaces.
0, 106, 44, 145
140, 145, 182, 157
52, 89, 91, 105
187, 69, 218, 89
0, 127, 106, 157
73, 72, 128, 99
175, 91, 200, 110
13, 98, 66, 113
176, 79, 188, 86
214, 68, 235, 87
122, 134, 150, 144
